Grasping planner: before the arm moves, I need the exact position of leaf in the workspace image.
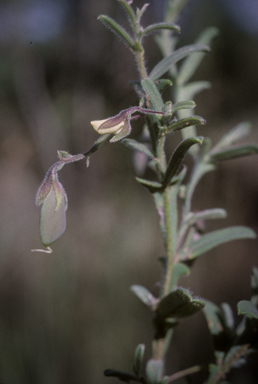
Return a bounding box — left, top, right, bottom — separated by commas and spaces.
169, 262, 190, 291
142, 22, 180, 36
149, 44, 211, 80
211, 122, 251, 151
171, 100, 196, 114
98, 15, 135, 49
237, 300, 258, 319
177, 81, 211, 103
135, 177, 163, 192
122, 138, 154, 158
156, 288, 204, 319
117, 0, 136, 28
221, 303, 234, 332
203, 300, 224, 336
39, 187, 67, 247
177, 27, 219, 85
133, 344, 145, 377
141, 78, 164, 111
154, 79, 173, 93
180, 226, 256, 260
164, 115, 206, 134
130, 285, 156, 307
183, 208, 227, 226
162, 137, 204, 189
209, 144, 258, 162
83, 134, 110, 156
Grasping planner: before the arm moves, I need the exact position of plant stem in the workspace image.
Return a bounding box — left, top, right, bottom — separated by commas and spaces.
162, 188, 175, 297
134, 41, 148, 80
168, 365, 201, 383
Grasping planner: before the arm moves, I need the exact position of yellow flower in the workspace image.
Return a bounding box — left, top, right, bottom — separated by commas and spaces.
91, 106, 164, 142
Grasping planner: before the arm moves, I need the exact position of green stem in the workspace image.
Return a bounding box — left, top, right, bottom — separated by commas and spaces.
162, 188, 175, 296
134, 44, 148, 80
168, 365, 201, 383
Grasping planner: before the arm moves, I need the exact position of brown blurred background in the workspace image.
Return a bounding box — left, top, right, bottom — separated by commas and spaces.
0, 0, 258, 383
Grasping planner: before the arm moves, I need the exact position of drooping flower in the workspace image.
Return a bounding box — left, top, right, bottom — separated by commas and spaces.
91, 106, 164, 142
35, 151, 84, 247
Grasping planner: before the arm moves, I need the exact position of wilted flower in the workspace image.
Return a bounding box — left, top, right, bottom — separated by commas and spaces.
35, 151, 84, 247
91, 106, 164, 142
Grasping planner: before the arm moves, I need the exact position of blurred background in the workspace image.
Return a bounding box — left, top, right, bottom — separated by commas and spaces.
0, 0, 258, 383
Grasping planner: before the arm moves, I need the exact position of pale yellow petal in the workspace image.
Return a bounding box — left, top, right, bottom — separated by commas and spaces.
90, 119, 124, 134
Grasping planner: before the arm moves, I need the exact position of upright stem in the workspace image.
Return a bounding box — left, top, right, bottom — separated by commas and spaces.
162, 188, 175, 296
134, 41, 148, 80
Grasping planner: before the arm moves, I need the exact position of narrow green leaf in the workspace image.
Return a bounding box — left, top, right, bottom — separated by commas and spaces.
154, 79, 173, 93
185, 154, 215, 213
98, 15, 135, 49
164, 0, 190, 24
117, 0, 136, 29
177, 81, 211, 103
142, 22, 181, 36
122, 138, 154, 157
183, 208, 227, 226
180, 226, 256, 260
171, 100, 196, 114
133, 344, 145, 377
221, 303, 234, 331
203, 300, 224, 336
141, 78, 164, 111
83, 134, 110, 156
135, 177, 163, 192
211, 122, 251, 151
178, 27, 219, 85
149, 44, 210, 80
169, 262, 190, 291
209, 144, 258, 162
237, 300, 258, 319
130, 285, 156, 307
157, 288, 204, 319
163, 115, 206, 134
163, 137, 204, 189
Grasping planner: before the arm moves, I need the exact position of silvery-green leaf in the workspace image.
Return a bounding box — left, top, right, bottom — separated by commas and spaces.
208, 144, 258, 162
122, 138, 154, 158
149, 44, 210, 80
157, 287, 204, 319
237, 300, 258, 319
178, 27, 219, 85
142, 22, 180, 36
136, 177, 163, 192
171, 100, 196, 114
211, 122, 251, 152
180, 226, 256, 260
132, 344, 145, 377
162, 137, 204, 189
141, 78, 164, 111
163, 115, 206, 134
98, 15, 135, 49
117, 0, 136, 28
130, 285, 156, 307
